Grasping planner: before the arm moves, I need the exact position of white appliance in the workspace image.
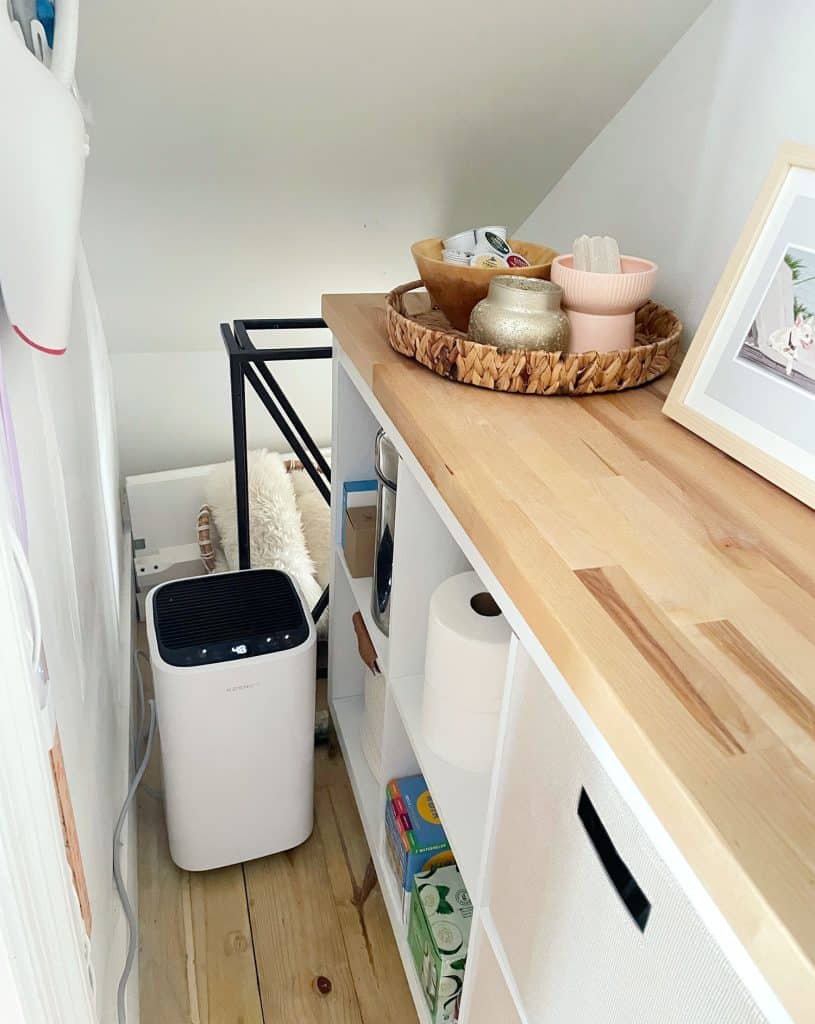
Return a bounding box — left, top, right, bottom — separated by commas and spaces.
146, 568, 316, 871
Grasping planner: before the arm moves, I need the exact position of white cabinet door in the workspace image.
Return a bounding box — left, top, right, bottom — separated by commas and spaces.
465, 923, 522, 1024
488, 648, 769, 1024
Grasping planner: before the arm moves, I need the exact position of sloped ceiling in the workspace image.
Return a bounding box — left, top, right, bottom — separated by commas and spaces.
79, 0, 709, 352
78, 1, 709, 474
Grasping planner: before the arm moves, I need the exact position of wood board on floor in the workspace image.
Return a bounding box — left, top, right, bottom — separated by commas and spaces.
243, 795, 361, 1022
316, 793, 417, 1023
139, 775, 265, 1023
315, 749, 416, 1024
189, 866, 263, 1024
137, 751, 197, 1023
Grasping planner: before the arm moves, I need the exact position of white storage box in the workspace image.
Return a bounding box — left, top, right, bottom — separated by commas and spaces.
146, 569, 316, 871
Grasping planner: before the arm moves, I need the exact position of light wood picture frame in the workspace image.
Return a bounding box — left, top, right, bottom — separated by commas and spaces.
664, 142, 815, 509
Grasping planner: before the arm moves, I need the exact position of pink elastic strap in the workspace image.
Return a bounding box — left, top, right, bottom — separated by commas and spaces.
13, 324, 67, 356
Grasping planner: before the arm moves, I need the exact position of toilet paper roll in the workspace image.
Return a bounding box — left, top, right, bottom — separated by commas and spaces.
424, 572, 511, 714
421, 572, 511, 773
360, 719, 384, 782
363, 666, 386, 737
361, 667, 386, 781
422, 687, 501, 773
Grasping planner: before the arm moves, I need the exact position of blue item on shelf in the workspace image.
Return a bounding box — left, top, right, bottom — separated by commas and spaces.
36, 0, 55, 46
384, 775, 455, 919
341, 479, 377, 543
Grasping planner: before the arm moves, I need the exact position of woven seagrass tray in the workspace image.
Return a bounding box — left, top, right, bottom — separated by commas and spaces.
385, 280, 682, 396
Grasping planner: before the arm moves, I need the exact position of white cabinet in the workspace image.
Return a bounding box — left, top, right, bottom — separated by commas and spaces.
328, 347, 787, 1024
488, 648, 768, 1023
465, 924, 522, 1024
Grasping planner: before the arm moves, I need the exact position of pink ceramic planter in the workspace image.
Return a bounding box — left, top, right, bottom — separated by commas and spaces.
550, 254, 658, 353
551, 255, 658, 314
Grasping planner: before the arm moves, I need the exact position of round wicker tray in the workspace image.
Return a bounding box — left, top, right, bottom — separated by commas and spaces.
385, 280, 682, 396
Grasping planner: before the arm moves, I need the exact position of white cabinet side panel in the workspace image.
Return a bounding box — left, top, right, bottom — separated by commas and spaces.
489, 647, 770, 1024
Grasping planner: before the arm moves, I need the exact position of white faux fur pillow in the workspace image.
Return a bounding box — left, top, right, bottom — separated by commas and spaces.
290, 467, 330, 590
205, 449, 323, 613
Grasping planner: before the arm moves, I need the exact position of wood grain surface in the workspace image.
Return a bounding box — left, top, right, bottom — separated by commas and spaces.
323, 291, 815, 1022
243, 818, 361, 1023
49, 728, 93, 936
189, 866, 262, 1024
314, 774, 415, 1024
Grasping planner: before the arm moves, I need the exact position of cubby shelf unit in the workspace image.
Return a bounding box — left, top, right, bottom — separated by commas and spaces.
388, 673, 492, 893
332, 546, 499, 889
334, 547, 389, 674
325, 299, 796, 1024
327, 350, 517, 1024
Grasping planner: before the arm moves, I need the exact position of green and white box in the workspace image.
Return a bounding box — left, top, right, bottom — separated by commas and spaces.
407, 864, 472, 1023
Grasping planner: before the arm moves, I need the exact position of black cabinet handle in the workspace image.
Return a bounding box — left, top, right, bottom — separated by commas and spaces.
578, 788, 651, 933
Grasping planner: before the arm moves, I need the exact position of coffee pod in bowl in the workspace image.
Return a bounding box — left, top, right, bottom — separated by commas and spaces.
470, 252, 506, 269
506, 252, 530, 268
475, 230, 511, 258
476, 225, 508, 243
444, 229, 477, 252
443, 250, 473, 265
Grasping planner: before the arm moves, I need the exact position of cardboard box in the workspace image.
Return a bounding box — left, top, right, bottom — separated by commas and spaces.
408, 863, 472, 1023
341, 479, 377, 545
384, 775, 455, 921
341, 479, 377, 537
343, 504, 376, 578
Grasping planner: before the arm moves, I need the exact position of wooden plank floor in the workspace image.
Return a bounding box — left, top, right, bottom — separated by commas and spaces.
138, 641, 416, 1023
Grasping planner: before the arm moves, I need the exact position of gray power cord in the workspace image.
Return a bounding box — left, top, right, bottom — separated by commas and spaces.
113, 696, 155, 1024
134, 650, 162, 801
113, 648, 160, 1024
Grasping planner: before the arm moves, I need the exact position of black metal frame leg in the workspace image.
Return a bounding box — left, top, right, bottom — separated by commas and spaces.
220, 317, 332, 621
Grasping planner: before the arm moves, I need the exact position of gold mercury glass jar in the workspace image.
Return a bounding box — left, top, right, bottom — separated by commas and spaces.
468, 276, 570, 353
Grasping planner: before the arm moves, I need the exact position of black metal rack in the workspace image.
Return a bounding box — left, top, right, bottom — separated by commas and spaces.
220, 317, 332, 624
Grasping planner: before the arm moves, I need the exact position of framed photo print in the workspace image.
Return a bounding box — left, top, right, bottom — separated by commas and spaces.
664, 143, 815, 508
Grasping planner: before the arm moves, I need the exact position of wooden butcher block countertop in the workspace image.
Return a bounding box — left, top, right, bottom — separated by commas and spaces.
323, 292, 815, 1021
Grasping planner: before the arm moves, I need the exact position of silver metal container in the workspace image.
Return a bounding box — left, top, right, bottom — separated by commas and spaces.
372, 429, 399, 636
468, 276, 570, 352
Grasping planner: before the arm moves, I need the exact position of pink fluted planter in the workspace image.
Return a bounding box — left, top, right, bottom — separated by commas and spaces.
551, 254, 658, 354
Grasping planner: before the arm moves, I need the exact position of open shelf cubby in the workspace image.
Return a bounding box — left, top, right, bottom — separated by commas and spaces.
335, 546, 389, 676
327, 354, 516, 1023
388, 673, 492, 894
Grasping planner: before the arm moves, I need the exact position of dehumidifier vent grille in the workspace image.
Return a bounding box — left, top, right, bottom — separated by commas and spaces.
153, 569, 310, 666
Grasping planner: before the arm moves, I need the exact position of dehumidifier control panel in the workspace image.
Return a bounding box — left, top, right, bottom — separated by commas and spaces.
152, 569, 311, 667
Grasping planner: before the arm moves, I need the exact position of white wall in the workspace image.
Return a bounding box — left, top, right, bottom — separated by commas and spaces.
77, 0, 708, 477
0, 264, 128, 1016
518, 0, 815, 342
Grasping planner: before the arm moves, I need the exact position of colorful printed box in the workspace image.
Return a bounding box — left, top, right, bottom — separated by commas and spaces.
408, 863, 472, 1023
384, 775, 454, 921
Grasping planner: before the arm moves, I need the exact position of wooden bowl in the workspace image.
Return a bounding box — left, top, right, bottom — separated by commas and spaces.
411, 237, 557, 332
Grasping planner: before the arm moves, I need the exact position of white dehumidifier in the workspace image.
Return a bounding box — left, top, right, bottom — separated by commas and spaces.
146, 568, 316, 871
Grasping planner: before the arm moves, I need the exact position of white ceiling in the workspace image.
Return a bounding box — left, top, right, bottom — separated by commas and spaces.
78, 0, 710, 356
